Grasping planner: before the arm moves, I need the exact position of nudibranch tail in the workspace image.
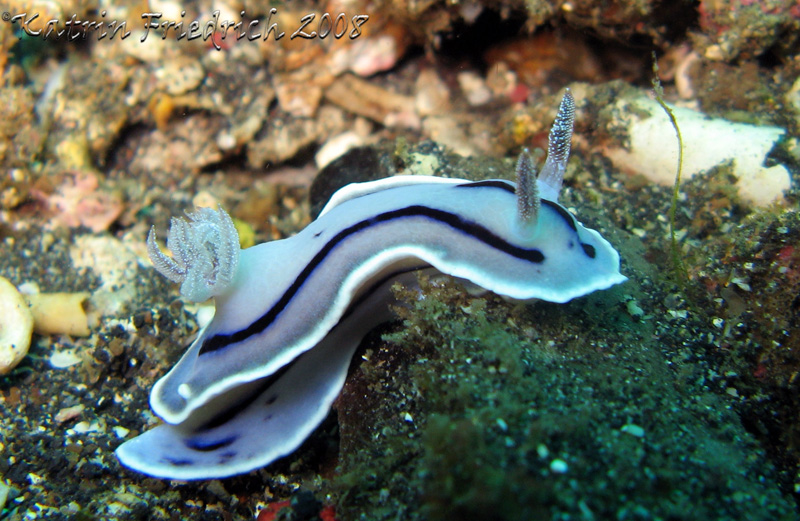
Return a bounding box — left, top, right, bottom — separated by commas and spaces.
538, 89, 575, 202
146, 205, 241, 303
515, 148, 540, 226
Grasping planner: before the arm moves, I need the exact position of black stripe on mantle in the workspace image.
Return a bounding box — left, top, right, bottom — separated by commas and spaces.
198, 203, 547, 355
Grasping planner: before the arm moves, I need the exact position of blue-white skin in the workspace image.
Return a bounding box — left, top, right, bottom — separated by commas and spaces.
116, 90, 627, 480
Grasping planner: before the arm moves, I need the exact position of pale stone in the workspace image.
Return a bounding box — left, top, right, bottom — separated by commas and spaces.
70, 235, 143, 319
604, 96, 790, 206
415, 69, 451, 117
315, 131, 364, 169
0, 276, 34, 375
457, 71, 492, 106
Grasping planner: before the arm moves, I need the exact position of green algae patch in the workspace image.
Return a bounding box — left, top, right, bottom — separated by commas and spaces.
691, 205, 800, 484
332, 273, 796, 521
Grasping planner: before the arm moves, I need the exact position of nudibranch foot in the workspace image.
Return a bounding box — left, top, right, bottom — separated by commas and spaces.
116, 272, 410, 480
116, 331, 351, 479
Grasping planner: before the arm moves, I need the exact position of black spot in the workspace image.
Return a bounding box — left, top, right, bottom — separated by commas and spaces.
185, 435, 238, 452
568, 240, 574, 249
265, 394, 278, 405
164, 458, 194, 466
219, 451, 237, 463
581, 243, 596, 258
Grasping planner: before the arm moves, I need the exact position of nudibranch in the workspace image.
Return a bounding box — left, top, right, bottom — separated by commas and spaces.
116, 90, 626, 479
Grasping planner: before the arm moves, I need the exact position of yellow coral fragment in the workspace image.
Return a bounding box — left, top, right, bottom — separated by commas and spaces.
232, 218, 255, 249
24, 292, 91, 337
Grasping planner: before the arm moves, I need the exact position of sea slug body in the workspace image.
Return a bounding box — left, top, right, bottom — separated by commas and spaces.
116, 90, 626, 479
